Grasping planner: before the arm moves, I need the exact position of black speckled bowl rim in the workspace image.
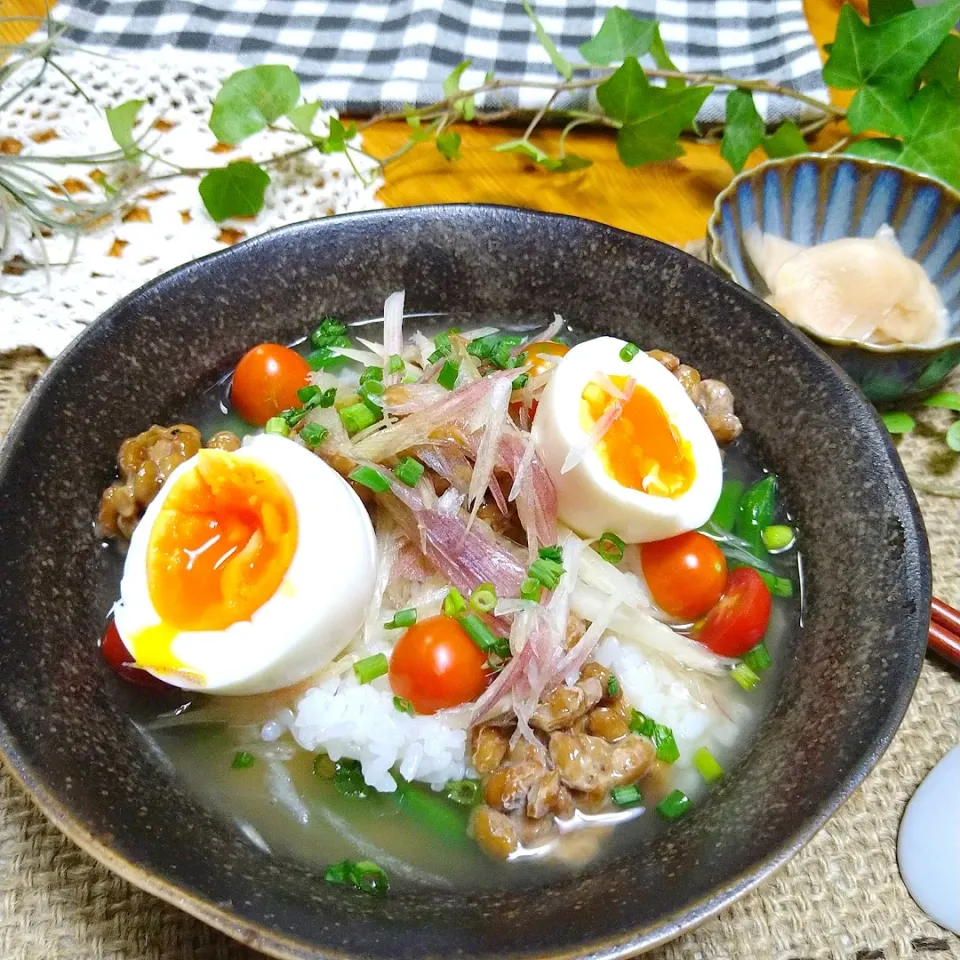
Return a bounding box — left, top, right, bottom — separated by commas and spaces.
0, 205, 931, 960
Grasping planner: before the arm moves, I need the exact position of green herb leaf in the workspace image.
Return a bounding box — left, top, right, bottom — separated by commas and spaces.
492, 138, 591, 173
321, 117, 358, 154
720, 89, 765, 173
920, 34, 960, 96
287, 100, 323, 137
823, 1, 959, 96
614, 88, 712, 167
443, 60, 472, 98
597, 56, 649, 123
897, 82, 960, 188
551, 153, 593, 172
923, 391, 960, 411
106, 99, 145, 157
762, 120, 808, 159
579, 7, 658, 64
881, 410, 916, 434
521, 0, 573, 79
847, 83, 912, 136
946, 420, 960, 452
844, 137, 904, 162
210, 65, 301, 145
198, 161, 271, 222
436, 131, 462, 161
868, 0, 915, 23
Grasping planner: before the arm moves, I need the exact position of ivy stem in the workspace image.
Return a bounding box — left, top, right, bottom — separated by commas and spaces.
524, 90, 558, 141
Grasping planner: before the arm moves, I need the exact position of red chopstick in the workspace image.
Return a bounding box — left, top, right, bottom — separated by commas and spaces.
930, 597, 960, 668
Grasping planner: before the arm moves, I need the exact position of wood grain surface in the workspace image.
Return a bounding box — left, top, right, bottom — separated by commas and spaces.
1, 0, 863, 246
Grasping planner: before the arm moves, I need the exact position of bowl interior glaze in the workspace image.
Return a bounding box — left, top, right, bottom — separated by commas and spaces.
0, 206, 930, 960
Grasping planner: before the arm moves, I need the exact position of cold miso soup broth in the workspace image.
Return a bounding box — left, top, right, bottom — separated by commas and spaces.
97, 308, 802, 892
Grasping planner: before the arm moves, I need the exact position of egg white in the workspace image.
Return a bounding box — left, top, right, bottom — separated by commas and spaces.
533, 336, 722, 543
114, 434, 378, 695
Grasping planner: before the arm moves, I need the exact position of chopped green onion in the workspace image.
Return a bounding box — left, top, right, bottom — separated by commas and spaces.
731, 662, 761, 691
324, 858, 389, 895
388, 353, 404, 374
755, 569, 794, 598
319, 387, 337, 408
607, 675, 619, 697
333, 758, 377, 798
437, 359, 460, 390
511, 372, 529, 391
313, 753, 337, 779
231, 751, 255, 769
538, 545, 563, 563
520, 577, 542, 602
734, 475, 777, 551
653, 723, 679, 764
619, 341, 640, 362
442, 587, 466, 618
629, 710, 656, 738
297, 385, 321, 404
264, 417, 290, 437
492, 340, 513, 369
467, 333, 522, 364
444, 778, 481, 806
427, 348, 446, 365
761, 524, 794, 551
597, 531, 625, 564
709, 479, 744, 532
385, 608, 417, 629
360, 378, 385, 398
307, 346, 348, 371
693, 746, 724, 783
300, 423, 328, 448
656, 789, 691, 821
393, 457, 424, 487
353, 653, 389, 684
393, 696, 415, 715
460, 613, 500, 652
282, 406, 307, 427
433, 332, 452, 355
742, 643, 773, 674
359, 365, 383, 384
470, 582, 498, 613
310, 316, 347, 349
348, 465, 391, 493
611, 783, 642, 806
527, 556, 564, 590
488, 636, 511, 660
510, 351, 528, 370
340, 402, 379, 435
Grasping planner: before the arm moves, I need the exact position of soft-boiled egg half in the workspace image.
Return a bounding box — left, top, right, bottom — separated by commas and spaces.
113, 434, 377, 695
533, 337, 722, 543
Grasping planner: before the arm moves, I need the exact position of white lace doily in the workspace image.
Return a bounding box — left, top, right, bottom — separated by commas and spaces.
1, 50, 384, 357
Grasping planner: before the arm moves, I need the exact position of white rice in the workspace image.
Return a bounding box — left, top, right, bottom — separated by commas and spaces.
267, 633, 754, 797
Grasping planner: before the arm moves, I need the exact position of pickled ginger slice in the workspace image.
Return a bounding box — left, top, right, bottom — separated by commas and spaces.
744, 225, 948, 346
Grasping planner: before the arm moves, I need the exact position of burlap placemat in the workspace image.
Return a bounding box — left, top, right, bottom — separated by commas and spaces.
1, 349, 958, 960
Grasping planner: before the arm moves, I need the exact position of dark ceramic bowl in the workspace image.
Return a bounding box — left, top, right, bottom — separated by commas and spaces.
706, 155, 960, 404
0, 206, 930, 959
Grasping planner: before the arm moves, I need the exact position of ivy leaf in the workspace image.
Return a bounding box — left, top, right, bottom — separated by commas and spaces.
897, 83, 960, 187
921, 34, 960, 96
287, 101, 323, 137
492, 139, 592, 173
579, 7, 658, 64
106, 99, 145, 157
521, 0, 573, 80
868, 0, 915, 23
881, 411, 916, 434
947, 420, 960, 452
847, 84, 912, 136
436, 131, 462, 161
596, 56, 649, 123
823, 1, 959, 96
210, 65, 301, 145
762, 120, 807, 158
844, 137, 904, 162
923, 391, 960, 411
648, 23, 683, 87
320, 117, 357, 153
550, 153, 593, 172
613, 83, 713, 167
443, 61, 476, 119
721, 90, 764, 173
199, 161, 271, 222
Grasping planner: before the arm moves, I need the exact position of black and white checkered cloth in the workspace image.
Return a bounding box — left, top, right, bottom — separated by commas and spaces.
55, 0, 827, 122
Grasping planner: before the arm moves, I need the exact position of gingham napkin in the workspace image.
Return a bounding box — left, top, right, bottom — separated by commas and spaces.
54, 0, 827, 122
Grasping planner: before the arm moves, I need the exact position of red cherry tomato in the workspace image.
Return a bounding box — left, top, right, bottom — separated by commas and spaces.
640, 531, 727, 621
231, 343, 311, 426
696, 567, 772, 657
389, 615, 488, 715
99, 621, 171, 691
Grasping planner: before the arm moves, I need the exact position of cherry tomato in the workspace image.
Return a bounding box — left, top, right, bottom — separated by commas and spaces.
389, 614, 488, 715
231, 343, 311, 426
696, 567, 772, 657
524, 340, 569, 378
640, 531, 727, 621
99, 621, 171, 691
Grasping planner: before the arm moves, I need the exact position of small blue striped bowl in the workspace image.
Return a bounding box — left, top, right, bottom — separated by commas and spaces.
706, 155, 960, 403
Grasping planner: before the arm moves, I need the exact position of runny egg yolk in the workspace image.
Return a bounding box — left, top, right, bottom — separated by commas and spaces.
580, 375, 696, 498
145, 449, 298, 634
